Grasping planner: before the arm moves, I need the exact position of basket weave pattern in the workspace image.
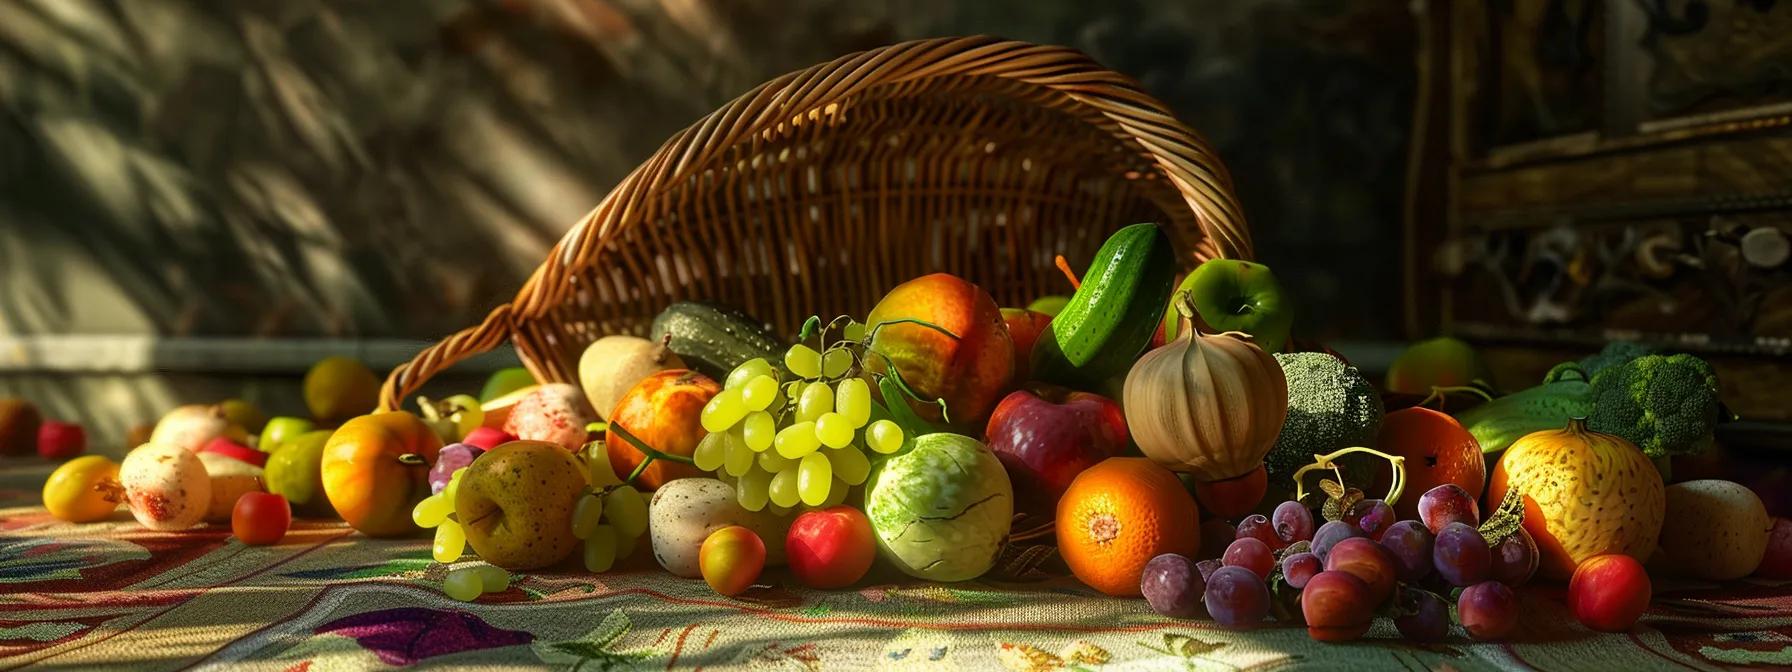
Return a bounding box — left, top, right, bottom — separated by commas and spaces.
381, 36, 1253, 410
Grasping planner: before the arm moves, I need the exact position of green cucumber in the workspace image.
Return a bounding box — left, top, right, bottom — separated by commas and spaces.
1029, 223, 1177, 388
1453, 363, 1594, 454
649, 302, 787, 380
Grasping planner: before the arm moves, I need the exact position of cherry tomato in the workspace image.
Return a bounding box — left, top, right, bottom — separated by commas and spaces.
233, 492, 292, 545
699, 526, 765, 596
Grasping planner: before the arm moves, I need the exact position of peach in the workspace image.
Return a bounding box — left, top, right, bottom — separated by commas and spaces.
867, 274, 1014, 426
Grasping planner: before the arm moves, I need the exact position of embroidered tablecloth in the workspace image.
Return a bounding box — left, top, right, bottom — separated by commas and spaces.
3, 460, 1788, 671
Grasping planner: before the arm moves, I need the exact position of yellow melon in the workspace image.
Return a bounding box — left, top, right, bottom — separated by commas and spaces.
1487, 418, 1664, 580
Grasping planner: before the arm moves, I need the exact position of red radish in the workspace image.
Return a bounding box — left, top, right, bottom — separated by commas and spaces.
1569, 554, 1651, 632
37, 421, 86, 460
463, 426, 514, 451
786, 506, 876, 589
202, 437, 267, 467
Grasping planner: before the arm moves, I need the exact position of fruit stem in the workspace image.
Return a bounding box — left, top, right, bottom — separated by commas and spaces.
865, 317, 961, 342
1564, 416, 1589, 434
606, 422, 694, 486
397, 453, 427, 466
1415, 385, 1494, 410
1292, 446, 1407, 505
1172, 290, 1199, 338
1054, 254, 1082, 289
652, 333, 675, 364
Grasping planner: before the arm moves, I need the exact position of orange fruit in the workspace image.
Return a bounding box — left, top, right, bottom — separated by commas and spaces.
1056, 457, 1200, 596
1374, 407, 1485, 520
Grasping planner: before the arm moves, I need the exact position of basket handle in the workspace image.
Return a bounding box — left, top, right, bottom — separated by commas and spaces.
379, 302, 517, 412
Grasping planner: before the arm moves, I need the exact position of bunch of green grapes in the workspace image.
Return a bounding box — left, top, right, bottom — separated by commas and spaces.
571, 443, 649, 572
691, 320, 906, 512
412, 468, 471, 563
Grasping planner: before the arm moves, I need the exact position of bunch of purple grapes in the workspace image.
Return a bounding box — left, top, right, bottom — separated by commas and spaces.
1140, 482, 1540, 642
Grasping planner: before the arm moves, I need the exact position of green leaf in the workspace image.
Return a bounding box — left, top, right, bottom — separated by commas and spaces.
1162, 633, 1224, 658
875, 374, 935, 444
1477, 487, 1526, 545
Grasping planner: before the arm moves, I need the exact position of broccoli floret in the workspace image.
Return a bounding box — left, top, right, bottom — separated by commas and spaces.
1264, 352, 1384, 487
1587, 353, 1721, 458
1580, 341, 1655, 379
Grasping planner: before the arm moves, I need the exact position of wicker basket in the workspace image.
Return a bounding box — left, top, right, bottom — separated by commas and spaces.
379, 35, 1253, 410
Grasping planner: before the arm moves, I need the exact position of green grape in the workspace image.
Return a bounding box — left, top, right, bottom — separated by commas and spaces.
835, 378, 871, 427
615, 523, 637, 558
758, 449, 795, 473
814, 412, 854, 448
443, 567, 483, 601
821, 348, 852, 378
769, 467, 801, 508
716, 470, 738, 487
736, 468, 772, 512
741, 375, 779, 411
867, 419, 904, 454
585, 442, 623, 487
584, 525, 617, 573
741, 411, 775, 452
412, 493, 451, 528
445, 468, 467, 501
797, 453, 833, 506
603, 485, 648, 540
571, 493, 604, 539
692, 432, 727, 472
774, 421, 821, 459
726, 357, 775, 389
843, 320, 866, 341
475, 564, 510, 592
723, 430, 755, 477
784, 344, 821, 379
700, 388, 748, 433
433, 519, 466, 563
797, 382, 833, 422
820, 478, 850, 508
827, 445, 871, 486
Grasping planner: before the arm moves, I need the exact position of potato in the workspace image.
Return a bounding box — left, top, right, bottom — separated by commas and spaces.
1659, 479, 1770, 580
120, 443, 211, 530
197, 452, 265, 523
649, 479, 792, 577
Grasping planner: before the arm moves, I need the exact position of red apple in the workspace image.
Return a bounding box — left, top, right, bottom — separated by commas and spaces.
985, 386, 1127, 513
786, 506, 876, 589
999, 308, 1053, 381
37, 421, 86, 460
867, 273, 1014, 426
202, 437, 268, 468
1569, 554, 1651, 632
1192, 465, 1268, 520
462, 426, 514, 451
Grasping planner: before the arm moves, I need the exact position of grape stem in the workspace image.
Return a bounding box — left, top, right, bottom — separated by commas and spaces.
862, 348, 951, 424
865, 317, 960, 342
607, 422, 694, 485
1416, 385, 1494, 411
1292, 446, 1407, 505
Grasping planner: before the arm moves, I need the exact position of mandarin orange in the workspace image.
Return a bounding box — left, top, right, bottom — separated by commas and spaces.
1056, 457, 1201, 596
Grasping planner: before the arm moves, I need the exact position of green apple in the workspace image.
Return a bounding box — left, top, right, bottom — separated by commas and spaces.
261, 416, 316, 452
1385, 336, 1489, 395
265, 429, 333, 516
456, 441, 587, 570
1025, 295, 1070, 317
1164, 259, 1294, 352
480, 367, 536, 402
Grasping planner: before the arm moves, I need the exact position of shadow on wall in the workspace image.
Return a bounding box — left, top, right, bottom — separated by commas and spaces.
0, 0, 1413, 345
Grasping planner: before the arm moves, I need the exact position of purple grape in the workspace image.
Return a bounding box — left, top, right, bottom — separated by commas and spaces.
1433, 522, 1492, 587
1379, 520, 1435, 582
1141, 553, 1205, 618
1281, 551, 1322, 589
1196, 559, 1223, 583
1223, 537, 1276, 580
1348, 499, 1397, 540
1489, 526, 1539, 587
1458, 581, 1519, 640
1272, 500, 1316, 544
1311, 520, 1366, 562
428, 443, 485, 494
1418, 484, 1480, 534
1202, 565, 1270, 629
1235, 514, 1284, 550
1394, 588, 1451, 642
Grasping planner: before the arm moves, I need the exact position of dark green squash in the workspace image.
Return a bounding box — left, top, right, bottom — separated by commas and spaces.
649, 302, 787, 380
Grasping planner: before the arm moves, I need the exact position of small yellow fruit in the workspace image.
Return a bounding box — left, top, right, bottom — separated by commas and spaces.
43, 455, 121, 522
304, 357, 380, 424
